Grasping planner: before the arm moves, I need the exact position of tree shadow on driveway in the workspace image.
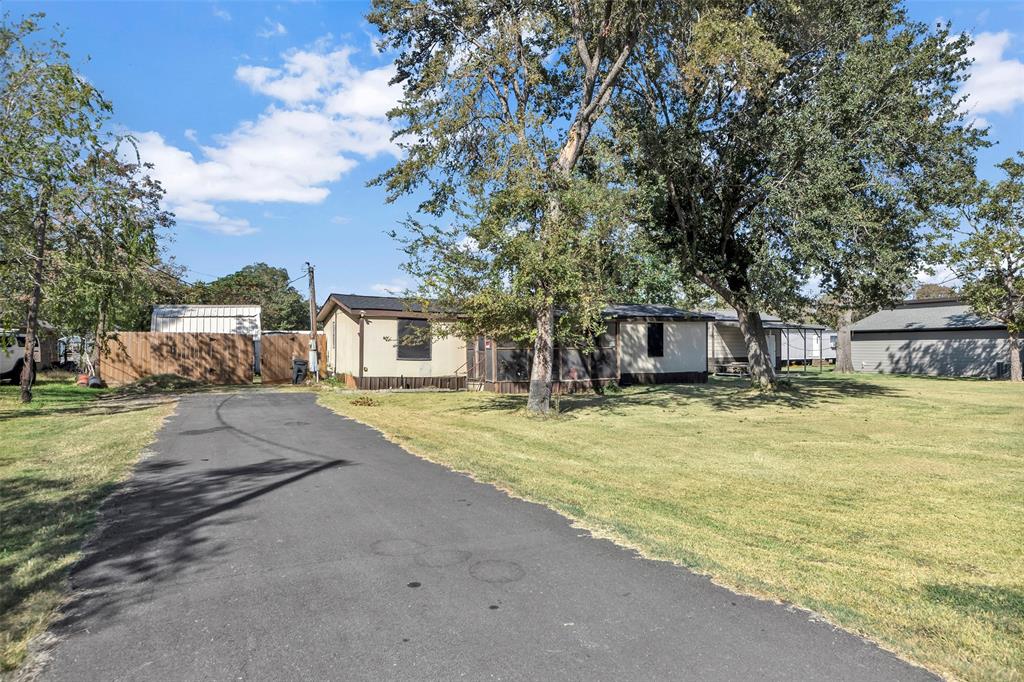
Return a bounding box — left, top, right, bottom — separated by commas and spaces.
47, 394, 356, 639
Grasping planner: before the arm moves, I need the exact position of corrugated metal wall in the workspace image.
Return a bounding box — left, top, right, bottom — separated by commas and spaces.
851, 329, 1012, 377
150, 306, 261, 336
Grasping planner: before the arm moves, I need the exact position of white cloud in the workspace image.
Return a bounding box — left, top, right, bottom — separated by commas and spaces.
237, 46, 399, 120
257, 18, 288, 38
171, 199, 257, 236
133, 42, 401, 237
212, 5, 231, 21
370, 278, 411, 295
916, 264, 960, 287
968, 115, 990, 130
184, 128, 198, 142
962, 32, 1024, 117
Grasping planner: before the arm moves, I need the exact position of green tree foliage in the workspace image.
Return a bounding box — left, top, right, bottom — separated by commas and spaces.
369, 0, 653, 413
0, 14, 176, 394
914, 283, 958, 300
931, 154, 1024, 381
1, 14, 111, 400
617, 1, 980, 387
191, 263, 308, 331
46, 145, 175, 376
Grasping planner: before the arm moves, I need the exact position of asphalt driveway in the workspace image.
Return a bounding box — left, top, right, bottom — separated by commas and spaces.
43, 391, 934, 681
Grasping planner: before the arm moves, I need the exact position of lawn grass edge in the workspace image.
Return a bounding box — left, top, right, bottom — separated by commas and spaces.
4, 397, 179, 682
315, 390, 944, 681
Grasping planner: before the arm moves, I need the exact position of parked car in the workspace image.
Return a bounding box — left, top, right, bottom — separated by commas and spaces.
1, 332, 38, 385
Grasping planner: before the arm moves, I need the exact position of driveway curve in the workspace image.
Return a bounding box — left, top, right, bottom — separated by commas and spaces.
43, 391, 935, 681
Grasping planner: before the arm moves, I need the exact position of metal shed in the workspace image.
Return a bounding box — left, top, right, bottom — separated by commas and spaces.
850, 298, 1016, 378
150, 305, 262, 371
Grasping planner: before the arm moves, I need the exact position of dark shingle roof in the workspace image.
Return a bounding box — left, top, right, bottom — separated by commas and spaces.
704, 309, 826, 330
327, 293, 430, 313
851, 299, 1004, 332
603, 304, 712, 320
319, 294, 711, 322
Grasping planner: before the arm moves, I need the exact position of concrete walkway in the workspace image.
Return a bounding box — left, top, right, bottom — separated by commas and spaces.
43, 391, 934, 681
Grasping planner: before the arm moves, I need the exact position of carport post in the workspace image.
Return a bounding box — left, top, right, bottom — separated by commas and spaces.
784, 326, 790, 374
802, 329, 807, 373
819, 329, 823, 374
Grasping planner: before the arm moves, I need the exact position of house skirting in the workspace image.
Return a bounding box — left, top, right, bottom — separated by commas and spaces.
620, 371, 708, 386
356, 376, 467, 390
483, 378, 617, 395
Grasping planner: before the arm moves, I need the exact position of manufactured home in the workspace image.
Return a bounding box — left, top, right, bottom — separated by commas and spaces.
779, 327, 837, 365
704, 310, 828, 373
318, 294, 466, 390
318, 295, 713, 391
851, 298, 1019, 378
467, 304, 712, 393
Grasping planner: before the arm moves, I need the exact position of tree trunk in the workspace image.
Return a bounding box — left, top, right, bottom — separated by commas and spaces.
91, 300, 108, 380
835, 308, 855, 373
734, 303, 777, 390
524, 122, 591, 415
527, 301, 555, 414
20, 194, 49, 403
1010, 330, 1022, 382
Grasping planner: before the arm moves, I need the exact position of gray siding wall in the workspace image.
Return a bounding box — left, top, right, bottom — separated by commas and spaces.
851, 329, 1011, 377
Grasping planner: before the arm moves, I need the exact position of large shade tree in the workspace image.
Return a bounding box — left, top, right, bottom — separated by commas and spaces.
617, 0, 979, 387
369, 0, 654, 414
191, 263, 309, 331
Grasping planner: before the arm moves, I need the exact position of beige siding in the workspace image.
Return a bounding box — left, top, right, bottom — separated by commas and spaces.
326, 315, 465, 378
851, 329, 1012, 377
362, 317, 465, 377
620, 321, 707, 373
708, 323, 777, 365
325, 309, 360, 376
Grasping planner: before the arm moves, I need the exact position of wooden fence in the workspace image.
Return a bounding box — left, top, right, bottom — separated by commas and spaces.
98, 332, 254, 386
260, 333, 327, 384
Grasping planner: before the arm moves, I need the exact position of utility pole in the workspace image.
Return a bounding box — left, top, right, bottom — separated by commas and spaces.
306, 262, 319, 383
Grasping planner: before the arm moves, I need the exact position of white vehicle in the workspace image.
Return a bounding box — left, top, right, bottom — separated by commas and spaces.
1, 332, 39, 384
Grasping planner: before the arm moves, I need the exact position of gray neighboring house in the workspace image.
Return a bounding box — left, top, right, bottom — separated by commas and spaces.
851, 298, 1018, 378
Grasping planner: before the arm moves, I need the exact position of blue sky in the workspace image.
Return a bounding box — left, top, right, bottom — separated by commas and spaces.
15, 0, 1024, 302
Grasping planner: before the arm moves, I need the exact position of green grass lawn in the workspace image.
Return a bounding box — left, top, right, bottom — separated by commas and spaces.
319, 373, 1024, 681
0, 375, 174, 673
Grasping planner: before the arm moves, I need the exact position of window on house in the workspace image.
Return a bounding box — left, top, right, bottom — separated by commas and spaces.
647, 322, 664, 357
396, 318, 431, 360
